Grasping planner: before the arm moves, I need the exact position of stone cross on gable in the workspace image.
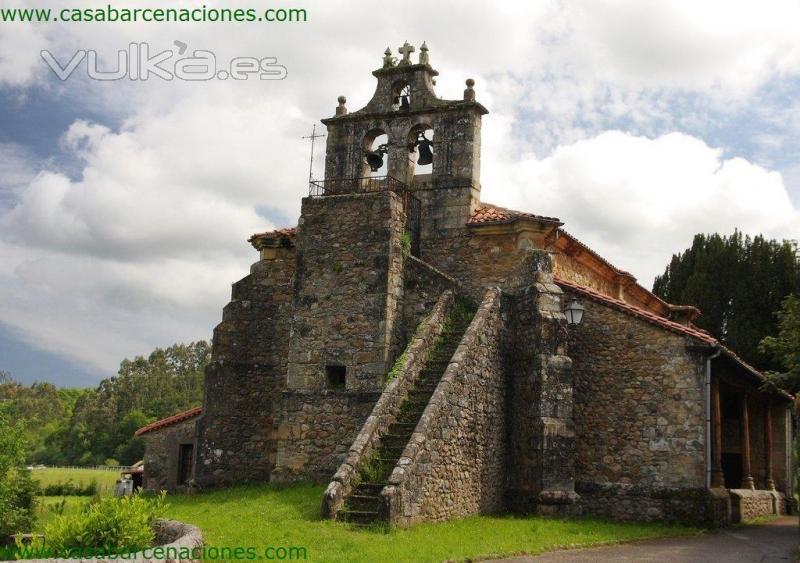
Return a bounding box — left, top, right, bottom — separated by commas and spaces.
398, 41, 415, 64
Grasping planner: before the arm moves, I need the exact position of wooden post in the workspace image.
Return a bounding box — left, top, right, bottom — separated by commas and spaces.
741, 393, 755, 490
764, 403, 775, 491
711, 377, 725, 488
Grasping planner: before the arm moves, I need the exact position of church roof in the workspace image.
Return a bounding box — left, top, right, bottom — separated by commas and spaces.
468, 204, 561, 226
248, 227, 297, 242
134, 406, 202, 437
555, 277, 715, 344
556, 276, 793, 401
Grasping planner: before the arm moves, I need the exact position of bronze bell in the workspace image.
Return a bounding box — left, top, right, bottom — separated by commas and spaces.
365, 143, 389, 172
414, 132, 433, 166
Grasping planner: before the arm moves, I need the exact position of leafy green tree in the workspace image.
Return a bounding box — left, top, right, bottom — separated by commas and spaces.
0, 403, 37, 537
759, 294, 800, 394
653, 232, 799, 369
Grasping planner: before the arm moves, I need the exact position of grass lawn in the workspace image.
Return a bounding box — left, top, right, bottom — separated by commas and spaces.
164, 484, 702, 562
30, 467, 120, 494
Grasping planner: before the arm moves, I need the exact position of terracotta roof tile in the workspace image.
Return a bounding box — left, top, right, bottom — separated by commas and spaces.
555, 276, 716, 344
247, 227, 297, 244
134, 406, 202, 437
469, 204, 561, 225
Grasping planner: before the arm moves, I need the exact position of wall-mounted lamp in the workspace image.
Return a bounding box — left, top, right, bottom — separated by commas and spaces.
564, 300, 585, 326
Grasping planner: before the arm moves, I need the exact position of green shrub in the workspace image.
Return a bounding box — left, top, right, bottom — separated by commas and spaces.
0, 468, 38, 539
0, 404, 37, 539
41, 479, 98, 496
39, 492, 167, 553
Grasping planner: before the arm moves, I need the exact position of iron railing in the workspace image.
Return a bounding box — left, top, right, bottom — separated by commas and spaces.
308, 175, 408, 197
308, 175, 421, 257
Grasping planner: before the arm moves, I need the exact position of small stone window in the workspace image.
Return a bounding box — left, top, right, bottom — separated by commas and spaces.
326, 364, 347, 389
392, 81, 411, 111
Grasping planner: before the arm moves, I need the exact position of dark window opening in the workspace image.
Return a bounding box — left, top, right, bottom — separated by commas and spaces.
722, 392, 740, 419
326, 365, 346, 389
177, 443, 194, 486
721, 452, 742, 489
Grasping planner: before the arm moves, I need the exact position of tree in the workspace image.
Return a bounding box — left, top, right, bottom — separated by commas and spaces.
653, 232, 799, 369
759, 294, 800, 394
0, 403, 37, 537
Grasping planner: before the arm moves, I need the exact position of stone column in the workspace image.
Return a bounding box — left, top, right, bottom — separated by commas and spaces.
506, 251, 578, 516
710, 377, 725, 488
740, 393, 755, 490
764, 403, 775, 491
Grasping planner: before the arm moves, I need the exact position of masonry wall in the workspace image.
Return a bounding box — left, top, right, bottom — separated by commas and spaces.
421, 229, 545, 302
507, 254, 577, 515
194, 247, 296, 487
286, 192, 405, 392
566, 292, 710, 523
385, 288, 509, 526
143, 418, 197, 492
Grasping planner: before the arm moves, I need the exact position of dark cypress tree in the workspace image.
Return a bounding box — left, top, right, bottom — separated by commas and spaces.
653, 231, 799, 370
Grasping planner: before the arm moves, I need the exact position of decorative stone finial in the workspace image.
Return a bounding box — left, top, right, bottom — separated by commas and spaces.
419, 41, 429, 65
382, 47, 394, 68
398, 41, 415, 65
464, 78, 475, 101
336, 95, 348, 116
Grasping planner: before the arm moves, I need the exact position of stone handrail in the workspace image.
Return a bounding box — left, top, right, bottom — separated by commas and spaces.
381, 287, 502, 525
321, 289, 455, 518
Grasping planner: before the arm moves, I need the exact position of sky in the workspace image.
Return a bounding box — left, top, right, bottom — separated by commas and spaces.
0, 0, 799, 387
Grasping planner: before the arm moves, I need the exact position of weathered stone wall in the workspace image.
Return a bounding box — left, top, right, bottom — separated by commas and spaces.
194, 247, 296, 487
567, 293, 707, 490
384, 287, 509, 526
566, 291, 709, 523
143, 418, 197, 492
576, 483, 726, 526
271, 389, 380, 483
506, 251, 578, 515
286, 192, 405, 392
730, 489, 789, 522
422, 229, 545, 302
322, 291, 454, 517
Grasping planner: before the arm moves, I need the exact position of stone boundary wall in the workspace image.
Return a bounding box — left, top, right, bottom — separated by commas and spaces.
383, 287, 509, 526
16, 519, 203, 563
321, 290, 454, 518
729, 489, 789, 523
576, 482, 727, 527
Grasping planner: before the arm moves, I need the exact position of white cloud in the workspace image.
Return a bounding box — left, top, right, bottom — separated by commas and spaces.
482, 127, 800, 285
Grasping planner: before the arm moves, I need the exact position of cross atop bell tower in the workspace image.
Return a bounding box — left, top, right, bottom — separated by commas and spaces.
319, 42, 488, 235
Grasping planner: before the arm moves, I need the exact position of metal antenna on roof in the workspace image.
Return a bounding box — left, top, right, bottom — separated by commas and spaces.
301, 123, 326, 184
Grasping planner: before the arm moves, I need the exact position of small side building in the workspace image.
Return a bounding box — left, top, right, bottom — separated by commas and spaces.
134, 406, 201, 492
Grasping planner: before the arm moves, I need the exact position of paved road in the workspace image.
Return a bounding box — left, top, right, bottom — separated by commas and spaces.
498, 517, 798, 562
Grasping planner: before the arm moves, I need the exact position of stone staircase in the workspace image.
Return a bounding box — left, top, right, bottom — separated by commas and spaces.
336, 306, 475, 526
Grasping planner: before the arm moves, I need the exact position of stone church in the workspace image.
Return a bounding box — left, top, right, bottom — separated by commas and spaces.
136, 43, 794, 527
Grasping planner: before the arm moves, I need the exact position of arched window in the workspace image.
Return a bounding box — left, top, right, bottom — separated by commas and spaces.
391, 81, 411, 112
362, 129, 388, 177
408, 124, 433, 176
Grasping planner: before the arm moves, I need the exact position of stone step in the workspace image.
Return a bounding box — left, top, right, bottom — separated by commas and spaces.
346, 494, 382, 511
337, 509, 382, 525
352, 482, 386, 495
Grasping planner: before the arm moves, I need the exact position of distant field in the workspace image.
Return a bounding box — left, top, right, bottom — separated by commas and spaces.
30, 467, 121, 494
